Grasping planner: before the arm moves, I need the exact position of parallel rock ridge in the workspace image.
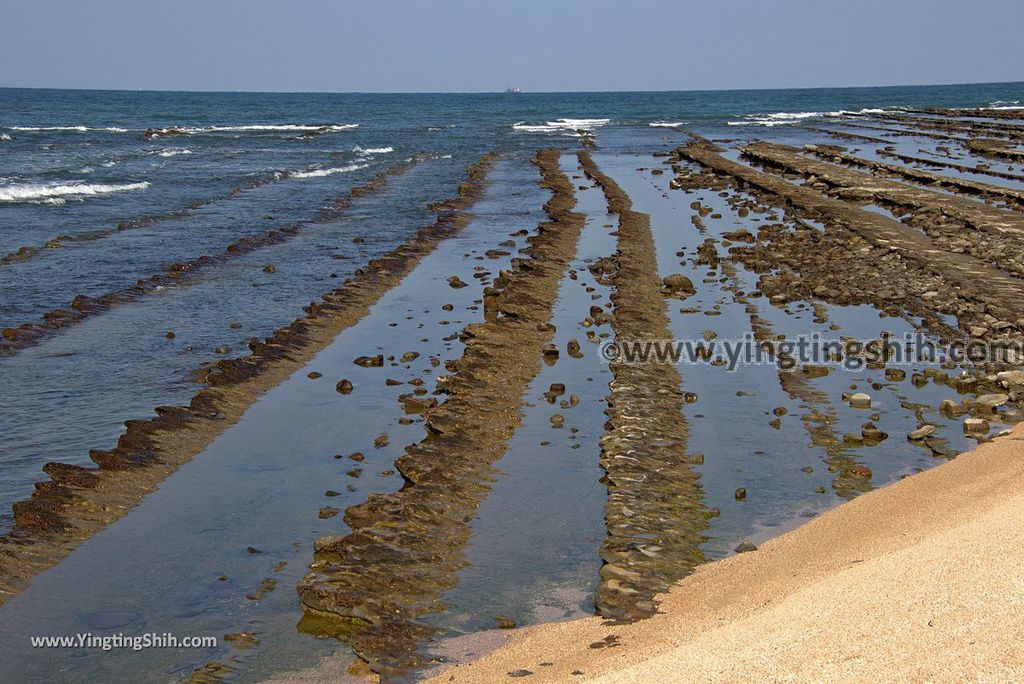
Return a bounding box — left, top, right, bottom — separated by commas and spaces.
0, 157, 427, 355
295, 149, 586, 676
0, 153, 501, 605
677, 140, 1024, 333
577, 151, 708, 622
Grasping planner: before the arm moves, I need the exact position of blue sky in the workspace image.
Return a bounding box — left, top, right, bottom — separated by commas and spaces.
1, 0, 1021, 92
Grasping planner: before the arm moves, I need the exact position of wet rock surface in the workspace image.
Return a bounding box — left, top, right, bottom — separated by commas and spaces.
579, 151, 708, 622
296, 149, 586, 676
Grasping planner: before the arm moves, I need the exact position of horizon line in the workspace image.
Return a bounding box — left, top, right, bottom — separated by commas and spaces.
1, 79, 1022, 97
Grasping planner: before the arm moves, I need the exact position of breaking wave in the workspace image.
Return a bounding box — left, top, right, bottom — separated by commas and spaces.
512, 118, 610, 135
986, 100, 1024, 110
353, 146, 394, 155
290, 163, 368, 179
155, 148, 193, 157
0, 181, 151, 203
727, 108, 892, 127
649, 121, 688, 128
8, 126, 129, 133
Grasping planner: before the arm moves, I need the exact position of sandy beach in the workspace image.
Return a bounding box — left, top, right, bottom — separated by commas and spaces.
429, 423, 1024, 682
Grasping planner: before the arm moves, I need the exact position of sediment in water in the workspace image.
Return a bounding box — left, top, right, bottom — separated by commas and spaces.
0, 153, 500, 605
295, 149, 585, 676
577, 151, 708, 622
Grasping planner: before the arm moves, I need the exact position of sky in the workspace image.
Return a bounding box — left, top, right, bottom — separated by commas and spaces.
1, 0, 1022, 93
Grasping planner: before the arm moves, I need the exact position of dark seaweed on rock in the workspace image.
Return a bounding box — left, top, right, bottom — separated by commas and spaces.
0, 153, 500, 605
0, 157, 428, 355
296, 149, 585, 676
577, 151, 708, 622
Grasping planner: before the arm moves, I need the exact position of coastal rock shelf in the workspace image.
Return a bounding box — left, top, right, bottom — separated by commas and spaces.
296, 149, 586, 675
577, 151, 708, 621
0, 152, 501, 603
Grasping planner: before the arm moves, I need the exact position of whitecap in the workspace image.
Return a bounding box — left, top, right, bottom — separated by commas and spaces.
512, 118, 610, 135
188, 123, 359, 133
353, 146, 394, 155
9, 125, 129, 133
290, 163, 368, 179
0, 181, 150, 203
156, 148, 192, 157
649, 121, 687, 128
0, 133, 10, 141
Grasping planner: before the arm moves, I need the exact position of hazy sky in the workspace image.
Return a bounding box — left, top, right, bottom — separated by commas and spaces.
2, 0, 1021, 93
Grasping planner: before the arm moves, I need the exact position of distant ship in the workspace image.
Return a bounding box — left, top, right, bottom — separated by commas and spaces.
506, 87, 522, 94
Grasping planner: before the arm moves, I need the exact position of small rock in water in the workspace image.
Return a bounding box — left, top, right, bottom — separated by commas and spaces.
353, 354, 384, 367
976, 393, 1009, 411
447, 275, 468, 288
963, 418, 990, 435
848, 393, 872, 409
336, 379, 353, 394
908, 425, 937, 441
495, 615, 517, 629
734, 541, 758, 554
567, 338, 583, 358
861, 423, 888, 443
662, 273, 696, 297
374, 433, 389, 448
734, 487, 747, 501
262, 263, 276, 273
848, 465, 872, 479
224, 632, 258, 649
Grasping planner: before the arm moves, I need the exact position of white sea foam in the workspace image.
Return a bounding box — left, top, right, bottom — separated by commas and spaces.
985, 100, 1024, 110
353, 146, 394, 155
0, 181, 150, 203
512, 118, 610, 135
649, 121, 687, 128
192, 123, 359, 133
0, 133, 10, 141
290, 163, 368, 179
156, 148, 192, 157
9, 126, 129, 132
728, 108, 893, 127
